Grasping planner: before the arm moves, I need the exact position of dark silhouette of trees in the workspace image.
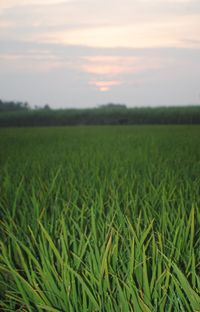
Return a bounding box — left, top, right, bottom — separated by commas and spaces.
0, 101, 200, 127
98, 103, 127, 110
44, 104, 50, 110
0, 99, 30, 112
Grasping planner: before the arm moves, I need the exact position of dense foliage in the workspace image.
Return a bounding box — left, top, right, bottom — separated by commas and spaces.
0, 126, 199, 311
0, 99, 29, 112
0, 105, 200, 126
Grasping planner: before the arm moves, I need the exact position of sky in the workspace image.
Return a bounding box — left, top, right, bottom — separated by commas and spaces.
0, 0, 200, 108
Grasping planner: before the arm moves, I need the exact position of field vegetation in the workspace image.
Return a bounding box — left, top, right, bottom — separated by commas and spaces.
0, 126, 200, 311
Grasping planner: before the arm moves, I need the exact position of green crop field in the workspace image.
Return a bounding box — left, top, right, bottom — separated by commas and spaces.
0, 126, 200, 311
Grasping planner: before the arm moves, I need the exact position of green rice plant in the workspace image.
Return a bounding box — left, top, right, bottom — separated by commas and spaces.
0, 125, 199, 311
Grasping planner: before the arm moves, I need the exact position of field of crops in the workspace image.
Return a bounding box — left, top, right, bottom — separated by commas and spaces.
0, 125, 200, 311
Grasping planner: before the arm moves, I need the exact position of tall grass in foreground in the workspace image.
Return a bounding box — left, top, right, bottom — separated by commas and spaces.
0, 126, 200, 311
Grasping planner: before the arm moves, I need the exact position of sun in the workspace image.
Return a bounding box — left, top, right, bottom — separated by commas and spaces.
90, 80, 122, 92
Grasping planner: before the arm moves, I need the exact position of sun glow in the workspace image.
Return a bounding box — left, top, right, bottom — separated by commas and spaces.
90, 80, 122, 92
81, 56, 161, 91
81, 56, 143, 76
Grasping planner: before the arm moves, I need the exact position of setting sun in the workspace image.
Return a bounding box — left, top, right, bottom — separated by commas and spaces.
90, 80, 122, 92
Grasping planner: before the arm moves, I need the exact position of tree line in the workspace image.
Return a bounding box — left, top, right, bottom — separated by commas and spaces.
0, 99, 30, 112
0, 100, 200, 126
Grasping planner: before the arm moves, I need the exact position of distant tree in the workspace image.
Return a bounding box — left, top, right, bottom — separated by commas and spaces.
99, 103, 127, 109
24, 102, 30, 110
0, 99, 30, 112
44, 104, 51, 110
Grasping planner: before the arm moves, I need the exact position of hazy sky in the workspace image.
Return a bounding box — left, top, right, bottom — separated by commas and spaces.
0, 0, 200, 108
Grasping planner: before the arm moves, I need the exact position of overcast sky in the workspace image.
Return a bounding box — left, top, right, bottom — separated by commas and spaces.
0, 0, 200, 108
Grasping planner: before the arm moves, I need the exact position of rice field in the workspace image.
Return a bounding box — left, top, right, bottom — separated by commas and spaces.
0, 125, 200, 311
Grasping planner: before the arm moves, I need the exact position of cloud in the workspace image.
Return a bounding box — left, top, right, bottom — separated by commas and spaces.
81, 55, 161, 75
0, 49, 69, 73
81, 56, 141, 76
32, 13, 200, 49
0, 0, 200, 50
0, 20, 14, 28
139, 0, 197, 2
0, 1, 69, 11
